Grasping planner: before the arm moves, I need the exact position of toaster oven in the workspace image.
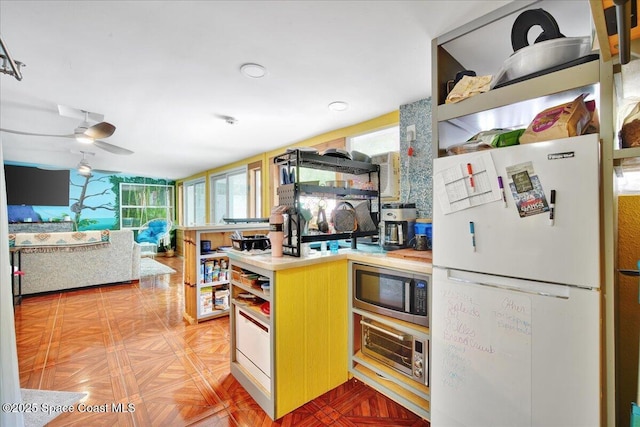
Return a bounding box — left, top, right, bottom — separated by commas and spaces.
360, 317, 428, 386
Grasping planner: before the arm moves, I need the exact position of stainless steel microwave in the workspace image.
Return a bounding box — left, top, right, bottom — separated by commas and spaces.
352, 263, 429, 327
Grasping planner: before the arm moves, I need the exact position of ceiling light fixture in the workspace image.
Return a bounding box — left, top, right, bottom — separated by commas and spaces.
74, 121, 94, 144
75, 134, 93, 144
328, 101, 349, 112
76, 151, 94, 176
77, 158, 92, 176
240, 63, 266, 78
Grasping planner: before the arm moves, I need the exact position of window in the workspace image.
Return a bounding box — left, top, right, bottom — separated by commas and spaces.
120, 183, 174, 229
210, 167, 247, 223
248, 160, 263, 217
348, 126, 399, 156
184, 178, 205, 226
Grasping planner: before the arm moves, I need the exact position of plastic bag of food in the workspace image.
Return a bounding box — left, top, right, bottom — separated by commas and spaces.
519, 94, 592, 144
619, 100, 640, 148
445, 129, 524, 155
445, 75, 492, 104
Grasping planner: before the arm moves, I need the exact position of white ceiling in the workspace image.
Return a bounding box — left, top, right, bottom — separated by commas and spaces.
0, 0, 519, 179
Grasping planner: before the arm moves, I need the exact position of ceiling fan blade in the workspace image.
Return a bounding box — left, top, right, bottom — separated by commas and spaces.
93, 139, 134, 155
58, 104, 104, 123
84, 122, 116, 139
0, 127, 74, 138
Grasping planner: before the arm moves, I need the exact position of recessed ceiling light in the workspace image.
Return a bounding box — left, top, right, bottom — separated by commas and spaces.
240, 63, 266, 78
328, 101, 349, 112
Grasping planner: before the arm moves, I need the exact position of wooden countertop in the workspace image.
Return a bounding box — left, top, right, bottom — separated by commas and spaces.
227, 249, 432, 274
177, 223, 269, 232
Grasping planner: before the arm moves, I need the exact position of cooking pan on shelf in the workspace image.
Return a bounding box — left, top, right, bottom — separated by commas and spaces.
322, 148, 351, 160
350, 150, 371, 163
324, 180, 350, 189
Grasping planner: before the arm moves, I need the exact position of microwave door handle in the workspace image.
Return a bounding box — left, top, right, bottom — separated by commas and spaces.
405, 281, 411, 313
360, 319, 406, 341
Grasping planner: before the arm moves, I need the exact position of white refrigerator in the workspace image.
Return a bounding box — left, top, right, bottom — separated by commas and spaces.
430, 134, 601, 427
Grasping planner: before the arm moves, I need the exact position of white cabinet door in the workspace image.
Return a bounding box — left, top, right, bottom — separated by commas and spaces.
235, 306, 271, 390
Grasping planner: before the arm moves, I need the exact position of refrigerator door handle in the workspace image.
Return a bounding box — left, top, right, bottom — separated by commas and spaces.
445, 268, 570, 299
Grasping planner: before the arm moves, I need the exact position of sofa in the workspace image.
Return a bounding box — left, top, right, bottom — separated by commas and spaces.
18, 229, 141, 295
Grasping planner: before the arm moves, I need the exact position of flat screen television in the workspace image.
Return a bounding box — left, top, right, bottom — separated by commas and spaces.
4, 165, 70, 206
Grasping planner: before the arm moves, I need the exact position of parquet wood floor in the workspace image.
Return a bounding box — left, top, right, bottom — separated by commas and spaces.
14, 256, 430, 426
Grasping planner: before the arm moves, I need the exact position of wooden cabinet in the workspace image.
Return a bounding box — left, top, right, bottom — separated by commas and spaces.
188, 252, 230, 322
229, 256, 348, 419
181, 224, 269, 324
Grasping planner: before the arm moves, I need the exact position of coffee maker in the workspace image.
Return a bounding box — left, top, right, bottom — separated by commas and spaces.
380, 203, 417, 251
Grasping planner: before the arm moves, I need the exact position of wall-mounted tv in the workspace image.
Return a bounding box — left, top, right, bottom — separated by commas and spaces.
4, 165, 70, 206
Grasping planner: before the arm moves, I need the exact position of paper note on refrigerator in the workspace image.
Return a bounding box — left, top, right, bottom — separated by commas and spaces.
435, 152, 502, 214
505, 161, 549, 218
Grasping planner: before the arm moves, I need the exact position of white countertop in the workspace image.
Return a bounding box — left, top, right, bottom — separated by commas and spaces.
227, 248, 432, 274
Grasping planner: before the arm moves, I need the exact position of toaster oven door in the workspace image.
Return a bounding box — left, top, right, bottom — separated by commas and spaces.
361, 318, 414, 378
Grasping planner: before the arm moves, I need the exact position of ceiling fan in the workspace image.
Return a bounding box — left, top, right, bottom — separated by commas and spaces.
0, 105, 134, 155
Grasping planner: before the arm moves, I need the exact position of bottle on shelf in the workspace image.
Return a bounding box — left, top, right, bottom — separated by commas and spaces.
270, 207, 287, 257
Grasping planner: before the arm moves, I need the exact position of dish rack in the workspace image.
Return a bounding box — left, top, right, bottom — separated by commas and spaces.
273, 148, 381, 257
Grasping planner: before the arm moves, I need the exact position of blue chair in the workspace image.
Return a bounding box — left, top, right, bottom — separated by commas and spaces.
136, 219, 172, 258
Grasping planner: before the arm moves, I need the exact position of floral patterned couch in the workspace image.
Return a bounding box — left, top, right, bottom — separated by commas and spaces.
18, 229, 141, 295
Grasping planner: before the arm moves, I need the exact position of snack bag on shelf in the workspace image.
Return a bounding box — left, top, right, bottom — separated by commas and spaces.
214, 289, 230, 310
445, 75, 492, 104
446, 128, 524, 155
519, 94, 592, 144
619, 100, 640, 148
200, 286, 213, 314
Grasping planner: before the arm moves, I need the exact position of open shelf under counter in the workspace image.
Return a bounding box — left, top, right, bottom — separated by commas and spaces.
183, 282, 230, 324
351, 354, 430, 420
198, 279, 228, 289
196, 308, 229, 322
231, 279, 271, 302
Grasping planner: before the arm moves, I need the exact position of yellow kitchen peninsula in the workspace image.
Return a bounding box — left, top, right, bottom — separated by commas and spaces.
227, 250, 432, 420
228, 251, 348, 419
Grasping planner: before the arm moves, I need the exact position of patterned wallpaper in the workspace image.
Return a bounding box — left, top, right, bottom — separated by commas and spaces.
399, 98, 433, 219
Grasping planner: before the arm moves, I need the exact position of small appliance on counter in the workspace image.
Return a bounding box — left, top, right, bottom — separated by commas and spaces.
380, 203, 417, 251
414, 221, 433, 251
